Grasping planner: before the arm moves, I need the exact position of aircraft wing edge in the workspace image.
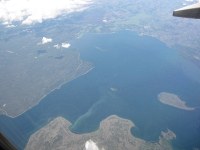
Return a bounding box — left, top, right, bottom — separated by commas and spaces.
173, 3, 200, 19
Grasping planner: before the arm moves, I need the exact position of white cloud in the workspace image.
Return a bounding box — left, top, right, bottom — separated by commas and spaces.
53, 42, 71, 49
0, 0, 93, 25
41, 37, 52, 44
102, 19, 108, 23
54, 44, 61, 49
61, 42, 71, 48
85, 140, 100, 150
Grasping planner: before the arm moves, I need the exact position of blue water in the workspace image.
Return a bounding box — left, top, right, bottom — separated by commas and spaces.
0, 31, 200, 150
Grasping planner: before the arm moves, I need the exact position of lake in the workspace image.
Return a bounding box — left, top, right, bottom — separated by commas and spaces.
0, 31, 200, 150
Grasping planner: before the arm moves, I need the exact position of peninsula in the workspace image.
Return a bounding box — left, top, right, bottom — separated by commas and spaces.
0, 42, 93, 118
25, 115, 176, 150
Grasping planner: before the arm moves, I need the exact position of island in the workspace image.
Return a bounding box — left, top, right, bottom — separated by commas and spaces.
25, 115, 176, 150
158, 92, 195, 111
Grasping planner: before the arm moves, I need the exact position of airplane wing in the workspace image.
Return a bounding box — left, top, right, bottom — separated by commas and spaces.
173, 2, 200, 19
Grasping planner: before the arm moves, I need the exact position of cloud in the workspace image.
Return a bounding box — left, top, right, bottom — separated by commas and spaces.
85, 140, 100, 150
41, 37, 52, 44
102, 19, 108, 23
54, 42, 71, 49
61, 42, 71, 48
0, 0, 93, 25
54, 44, 61, 49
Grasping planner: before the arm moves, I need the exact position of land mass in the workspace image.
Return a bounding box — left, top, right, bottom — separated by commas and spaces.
158, 92, 195, 111
0, 35, 93, 118
25, 115, 176, 150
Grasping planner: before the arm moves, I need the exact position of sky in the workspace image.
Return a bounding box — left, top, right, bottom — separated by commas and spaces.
0, 0, 93, 25
0, 0, 198, 26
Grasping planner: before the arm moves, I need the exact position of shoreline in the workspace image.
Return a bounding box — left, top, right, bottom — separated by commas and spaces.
2, 66, 94, 119
25, 115, 176, 150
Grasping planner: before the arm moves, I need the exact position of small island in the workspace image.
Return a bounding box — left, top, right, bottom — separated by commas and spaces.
158, 92, 195, 111
25, 115, 175, 150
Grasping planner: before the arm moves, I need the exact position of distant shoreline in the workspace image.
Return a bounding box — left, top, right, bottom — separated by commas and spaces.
158, 92, 195, 111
